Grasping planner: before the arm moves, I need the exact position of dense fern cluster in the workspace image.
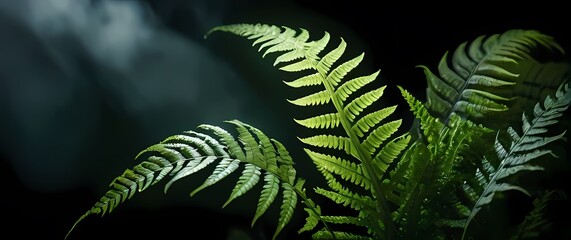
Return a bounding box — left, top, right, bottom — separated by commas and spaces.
66, 23, 570, 240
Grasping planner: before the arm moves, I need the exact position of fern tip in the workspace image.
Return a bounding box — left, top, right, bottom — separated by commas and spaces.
64, 210, 94, 240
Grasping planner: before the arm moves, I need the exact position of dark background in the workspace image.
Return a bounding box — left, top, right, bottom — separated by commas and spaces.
1, 1, 570, 239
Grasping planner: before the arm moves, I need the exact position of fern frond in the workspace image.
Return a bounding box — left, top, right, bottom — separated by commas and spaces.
421, 29, 566, 126
462, 81, 571, 238
207, 23, 408, 238
66, 120, 309, 240
390, 86, 491, 238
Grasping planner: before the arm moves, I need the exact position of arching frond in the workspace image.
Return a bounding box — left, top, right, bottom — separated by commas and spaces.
207, 23, 409, 238
65, 120, 311, 240
421, 29, 567, 127
462, 81, 571, 239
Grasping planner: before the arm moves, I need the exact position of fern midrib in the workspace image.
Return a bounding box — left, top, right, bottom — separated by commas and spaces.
212, 26, 398, 238
463, 102, 552, 239
442, 41, 507, 124
488, 104, 547, 185
483, 106, 544, 192
310, 56, 397, 239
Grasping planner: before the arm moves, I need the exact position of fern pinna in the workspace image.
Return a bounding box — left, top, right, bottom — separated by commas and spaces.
65, 120, 319, 240
206, 23, 411, 239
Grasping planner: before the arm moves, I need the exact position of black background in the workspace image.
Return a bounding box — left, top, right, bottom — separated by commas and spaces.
2, 1, 570, 239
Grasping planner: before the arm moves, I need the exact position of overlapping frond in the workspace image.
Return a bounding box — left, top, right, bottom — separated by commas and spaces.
65, 120, 308, 240
64, 22, 571, 240
420, 29, 566, 126
383, 87, 490, 238
462, 81, 571, 239
207, 23, 410, 238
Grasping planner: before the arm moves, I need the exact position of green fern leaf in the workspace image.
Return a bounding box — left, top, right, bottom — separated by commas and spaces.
299, 205, 322, 234
299, 135, 358, 158
312, 164, 381, 235
314, 187, 374, 212
207, 23, 408, 238
284, 72, 323, 88
272, 139, 295, 166
287, 90, 331, 106
361, 120, 402, 156
252, 172, 281, 227
373, 135, 411, 176
165, 155, 219, 192
343, 87, 386, 121
421, 29, 566, 126
223, 163, 262, 207
306, 148, 371, 190
317, 37, 347, 73
392, 86, 492, 238
327, 53, 364, 87
198, 124, 245, 160
294, 113, 340, 129
191, 158, 242, 196
65, 120, 303, 240
351, 105, 396, 138
274, 182, 298, 240
462, 81, 571, 238
399, 86, 443, 143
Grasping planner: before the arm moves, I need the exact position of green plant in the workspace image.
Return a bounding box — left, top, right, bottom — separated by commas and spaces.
65, 23, 570, 240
